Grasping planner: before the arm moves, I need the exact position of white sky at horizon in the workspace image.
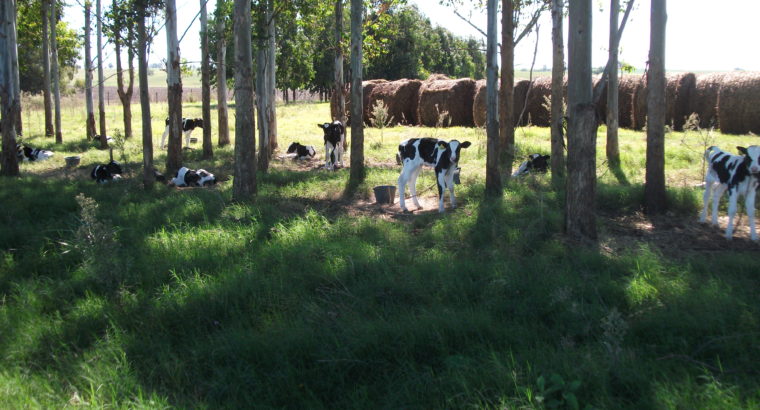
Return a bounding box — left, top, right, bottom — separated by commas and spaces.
64, 0, 760, 74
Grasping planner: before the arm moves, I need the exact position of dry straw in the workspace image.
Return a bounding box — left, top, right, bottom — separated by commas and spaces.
417, 76, 476, 127
718, 71, 760, 135
367, 79, 423, 126
689, 72, 726, 129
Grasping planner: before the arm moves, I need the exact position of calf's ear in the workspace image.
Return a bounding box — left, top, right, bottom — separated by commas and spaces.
737, 146, 749, 155
438, 142, 447, 150
460, 141, 471, 148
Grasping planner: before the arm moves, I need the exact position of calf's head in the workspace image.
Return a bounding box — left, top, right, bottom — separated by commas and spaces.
318, 121, 344, 142
738, 146, 760, 174
438, 140, 471, 165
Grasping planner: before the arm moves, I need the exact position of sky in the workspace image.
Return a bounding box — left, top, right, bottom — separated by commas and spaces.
64, 0, 760, 73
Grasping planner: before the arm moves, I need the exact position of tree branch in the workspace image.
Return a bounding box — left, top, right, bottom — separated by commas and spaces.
452, 9, 487, 38
514, 4, 546, 46
593, 0, 636, 106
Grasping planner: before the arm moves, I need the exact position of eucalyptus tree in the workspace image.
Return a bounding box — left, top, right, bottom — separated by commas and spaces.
50, 0, 62, 143
200, 0, 212, 159
8, 0, 21, 136
1, 0, 20, 176
334, 0, 346, 127
214, 0, 230, 147
348, 0, 364, 183
232, 0, 256, 200
550, 0, 564, 185
105, 0, 137, 140
97, 0, 108, 149
41, 0, 53, 137
485, 0, 500, 195
565, 0, 597, 241
256, 0, 276, 172
136, 0, 162, 187
84, 1, 96, 139
645, 0, 667, 214
165, 0, 182, 176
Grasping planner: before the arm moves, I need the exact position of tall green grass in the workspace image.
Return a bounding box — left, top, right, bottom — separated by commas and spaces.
1, 102, 759, 408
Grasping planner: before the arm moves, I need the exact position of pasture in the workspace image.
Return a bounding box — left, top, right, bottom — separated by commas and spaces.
2, 100, 760, 408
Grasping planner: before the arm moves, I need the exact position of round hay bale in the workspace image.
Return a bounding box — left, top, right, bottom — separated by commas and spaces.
690, 72, 727, 129
632, 77, 648, 130
473, 79, 488, 127
417, 78, 477, 127
427, 73, 451, 81
329, 80, 387, 125
513, 80, 531, 126
718, 72, 760, 135
593, 76, 608, 124
617, 75, 640, 129
367, 79, 423, 126
520, 77, 552, 127
666, 72, 697, 131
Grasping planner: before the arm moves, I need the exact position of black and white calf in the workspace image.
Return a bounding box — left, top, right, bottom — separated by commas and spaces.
16, 144, 54, 162
91, 160, 123, 184
397, 138, 471, 213
701, 145, 760, 240
286, 142, 316, 160
93, 134, 113, 144
318, 121, 345, 170
512, 153, 550, 177
161, 118, 205, 149
170, 167, 217, 187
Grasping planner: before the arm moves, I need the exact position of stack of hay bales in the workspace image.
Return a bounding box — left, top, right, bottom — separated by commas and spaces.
617, 75, 640, 128
520, 77, 553, 127
366, 79, 422, 126
690, 73, 726, 129
329, 80, 387, 124
667, 72, 697, 131
717, 72, 760, 135
513, 80, 532, 126
631, 72, 697, 131
417, 76, 476, 127
473, 79, 488, 127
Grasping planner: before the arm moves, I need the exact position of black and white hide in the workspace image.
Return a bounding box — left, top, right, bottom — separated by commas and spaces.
286, 142, 316, 160
170, 167, 217, 187
701, 145, 760, 240
512, 154, 550, 177
397, 138, 471, 213
91, 160, 123, 184
318, 121, 345, 170
93, 134, 113, 144
16, 144, 54, 162
161, 118, 205, 149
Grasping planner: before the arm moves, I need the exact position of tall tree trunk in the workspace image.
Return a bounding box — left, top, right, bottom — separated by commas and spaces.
550, 0, 565, 186
645, 0, 667, 214
216, 5, 230, 147
566, 0, 597, 241
50, 2, 62, 143
267, 3, 277, 155
233, 0, 256, 200
200, 0, 212, 159
138, 7, 154, 188
165, 0, 183, 176
9, 0, 20, 136
334, 0, 346, 132
256, 47, 270, 171
0, 0, 20, 176
114, 22, 133, 141
349, 0, 364, 183
606, 0, 621, 166
485, 0, 501, 195
41, 0, 53, 137
84, 1, 96, 139
500, 0, 515, 178
97, 0, 108, 149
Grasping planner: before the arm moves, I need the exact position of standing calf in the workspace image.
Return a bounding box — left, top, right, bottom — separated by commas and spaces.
161, 118, 204, 149
397, 138, 471, 213
318, 121, 345, 170
701, 145, 760, 240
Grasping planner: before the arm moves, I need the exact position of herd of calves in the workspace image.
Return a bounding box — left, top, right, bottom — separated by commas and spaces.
12, 118, 760, 240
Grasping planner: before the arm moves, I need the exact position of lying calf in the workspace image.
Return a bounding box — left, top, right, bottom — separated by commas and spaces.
286, 142, 316, 160
17, 144, 54, 162
91, 160, 123, 184
512, 153, 550, 177
701, 145, 760, 240
170, 167, 217, 187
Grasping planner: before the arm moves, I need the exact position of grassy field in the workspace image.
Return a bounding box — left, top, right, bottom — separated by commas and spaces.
2, 100, 760, 408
